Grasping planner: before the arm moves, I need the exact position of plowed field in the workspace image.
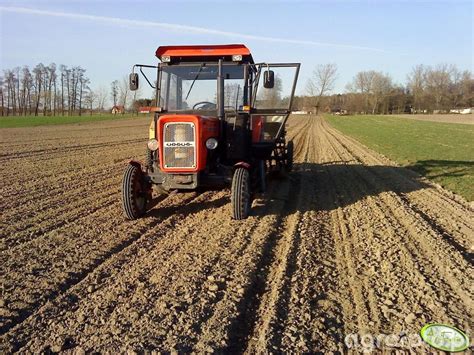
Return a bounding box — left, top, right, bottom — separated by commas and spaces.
1, 115, 472, 352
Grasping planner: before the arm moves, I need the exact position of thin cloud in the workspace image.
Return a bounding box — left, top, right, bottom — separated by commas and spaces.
0, 6, 393, 53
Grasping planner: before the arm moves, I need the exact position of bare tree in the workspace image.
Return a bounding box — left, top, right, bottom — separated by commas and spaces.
13, 67, 20, 115
407, 64, 426, 112
350, 70, 377, 113
119, 76, 130, 113
0, 76, 4, 116
4, 70, 13, 116
425, 63, 452, 111
59, 65, 67, 115
0, 63, 91, 117
20, 66, 33, 115
306, 63, 338, 114
459, 70, 474, 108
32, 64, 45, 116
65, 67, 71, 115
449, 65, 465, 109
70, 66, 80, 114
131, 85, 143, 114
77, 67, 88, 116
42, 63, 56, 116
96, 85, 108, 112
346, 71, 393, 114
111, 80, 119, 107
370, 72, 393, 114
48, 63, 57, 116
84, 89, 96, 115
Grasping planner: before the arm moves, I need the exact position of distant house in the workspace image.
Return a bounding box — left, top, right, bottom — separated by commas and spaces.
111, 105, 124, 114
329, 106, 348, 115
139, 106, 152, 114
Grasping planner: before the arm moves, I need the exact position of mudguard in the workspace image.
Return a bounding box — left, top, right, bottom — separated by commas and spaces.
128, 160, 143, 170
234, 161, 251, 170
127, 160, 152, 196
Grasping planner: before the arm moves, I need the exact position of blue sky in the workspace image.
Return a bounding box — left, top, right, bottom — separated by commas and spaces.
0, 0, 472, 98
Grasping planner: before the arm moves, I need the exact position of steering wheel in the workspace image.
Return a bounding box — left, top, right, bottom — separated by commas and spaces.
193, 101, 216, 110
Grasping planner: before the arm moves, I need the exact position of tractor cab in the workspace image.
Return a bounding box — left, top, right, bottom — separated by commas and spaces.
122, 44, 300, 220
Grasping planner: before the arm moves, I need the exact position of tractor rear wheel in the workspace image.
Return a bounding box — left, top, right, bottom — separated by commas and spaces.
231, 167, 251, 220
122, 164, 149, 220
286, 140, 294, 172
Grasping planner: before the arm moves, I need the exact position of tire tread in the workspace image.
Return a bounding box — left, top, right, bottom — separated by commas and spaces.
231, 167, 250, 220
122, 164, 146, 220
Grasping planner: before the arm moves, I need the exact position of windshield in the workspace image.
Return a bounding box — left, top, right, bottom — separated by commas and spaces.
159, 64, 245, 112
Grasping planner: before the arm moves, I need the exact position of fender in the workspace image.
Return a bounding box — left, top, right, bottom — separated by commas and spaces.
127, 160, 153, 195
234, 161, 251, 170
128, 160, 143, 170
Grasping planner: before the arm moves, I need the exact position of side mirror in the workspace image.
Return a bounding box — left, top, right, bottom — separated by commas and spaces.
129, 73, 139, 91
263, 70, 275, 89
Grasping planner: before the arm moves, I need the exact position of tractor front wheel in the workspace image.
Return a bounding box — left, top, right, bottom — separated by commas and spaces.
231, 167, 251, 220
122, 164, 150, 220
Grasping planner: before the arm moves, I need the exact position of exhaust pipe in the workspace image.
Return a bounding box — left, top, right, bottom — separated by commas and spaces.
217, 59, 225, 136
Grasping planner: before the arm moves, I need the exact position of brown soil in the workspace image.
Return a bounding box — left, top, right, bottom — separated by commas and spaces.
394, 113, 474, 125
1, 115, 473, 353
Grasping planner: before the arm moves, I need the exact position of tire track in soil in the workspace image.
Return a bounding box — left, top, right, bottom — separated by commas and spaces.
323, 119, 473, 250
243, 119, 342, 352
231, 119, 313, 352
0, 153, 138, 203
0, 193, 213, 344
0, 144, 142, 204
0, 119, 312, 354
0, 138, 144, 162
1, 115, 472, 353
196, 118, 343, 353
1, 165, 131, 249
223, 168, 304, 353
323, 121, 473, 299
274, 120, 347, 352
319, 117, 473, 332
4, 189, 281, 352
313, 121, 375, 336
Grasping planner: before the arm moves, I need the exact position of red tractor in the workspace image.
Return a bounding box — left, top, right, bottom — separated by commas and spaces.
122, 44, 300, 220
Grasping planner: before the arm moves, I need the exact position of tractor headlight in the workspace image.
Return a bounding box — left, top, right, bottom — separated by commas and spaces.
147, 138, 159, 151
205, 138, 218, 150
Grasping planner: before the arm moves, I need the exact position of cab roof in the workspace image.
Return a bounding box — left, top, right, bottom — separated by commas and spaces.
155, 44, 254, 64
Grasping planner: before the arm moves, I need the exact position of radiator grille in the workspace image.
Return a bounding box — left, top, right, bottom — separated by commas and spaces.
163, 122, 196, 168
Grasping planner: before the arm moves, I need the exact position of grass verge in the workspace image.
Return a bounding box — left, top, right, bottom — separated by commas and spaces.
325, 114, 474, 201
0, 114, 136, 128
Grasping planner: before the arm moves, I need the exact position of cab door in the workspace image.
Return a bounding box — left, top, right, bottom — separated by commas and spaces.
251, 63, 300, 142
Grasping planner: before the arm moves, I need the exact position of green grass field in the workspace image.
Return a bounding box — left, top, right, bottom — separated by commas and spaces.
0, 114, 137, 128
325, 115, 474, 201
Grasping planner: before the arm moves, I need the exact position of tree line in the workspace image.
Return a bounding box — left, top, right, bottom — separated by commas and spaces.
2, 62, 472, 117
296, 63, 473, 114
0, 63, 109, 117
